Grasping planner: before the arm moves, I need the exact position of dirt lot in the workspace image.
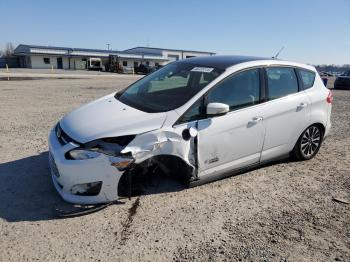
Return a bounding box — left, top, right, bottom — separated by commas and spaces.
0, 71, 349, 261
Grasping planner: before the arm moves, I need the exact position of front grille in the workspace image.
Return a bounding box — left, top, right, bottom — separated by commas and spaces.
56, 123, 80, 145
49, 152, 60, 178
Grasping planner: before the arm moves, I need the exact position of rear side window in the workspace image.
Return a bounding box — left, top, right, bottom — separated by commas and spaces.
298, 69, 316, 89
266, 67, 298, 100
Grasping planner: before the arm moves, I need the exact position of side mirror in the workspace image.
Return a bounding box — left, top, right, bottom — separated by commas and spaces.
206, 102, 229, 116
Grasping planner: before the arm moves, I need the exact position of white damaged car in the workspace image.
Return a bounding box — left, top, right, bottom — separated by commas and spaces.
49, 56, 332, 204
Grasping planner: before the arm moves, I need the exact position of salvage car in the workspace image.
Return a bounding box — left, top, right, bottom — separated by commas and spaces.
334, 70, 350, 90
49, 56, 332, 204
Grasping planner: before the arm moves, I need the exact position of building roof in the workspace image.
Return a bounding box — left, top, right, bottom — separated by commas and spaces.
181, 55, 271, 69
13, 44, 167, 61
15, 44, 113, 53
123, 46, 216, 56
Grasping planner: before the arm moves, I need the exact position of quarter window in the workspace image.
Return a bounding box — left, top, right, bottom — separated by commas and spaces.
298, 69, 315, 89
176, 99, 202, 124
206, 69, 260, 111
266, 67, 298, 100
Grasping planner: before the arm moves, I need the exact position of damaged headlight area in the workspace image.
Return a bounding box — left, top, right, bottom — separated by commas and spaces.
66, 135, 136, 171
69, 149, 101, 160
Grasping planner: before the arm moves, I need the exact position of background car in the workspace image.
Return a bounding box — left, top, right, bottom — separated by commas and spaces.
134, 63, 152, 74
334, 71, 350, 90
319, 71, 334, 86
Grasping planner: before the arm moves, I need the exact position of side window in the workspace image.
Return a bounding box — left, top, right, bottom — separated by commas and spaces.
43, 58, 50, 64
176, 99, 202, 124
298, 69, 315, 89
206, 69, 260, 111
266, 67, 298, 100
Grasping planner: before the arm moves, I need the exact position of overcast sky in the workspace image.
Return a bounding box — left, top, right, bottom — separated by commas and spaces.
1, 0, 349, 65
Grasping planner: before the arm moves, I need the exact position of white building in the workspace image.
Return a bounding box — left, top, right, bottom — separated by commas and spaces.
123, 46, 215, 62
13, 44, 215, 70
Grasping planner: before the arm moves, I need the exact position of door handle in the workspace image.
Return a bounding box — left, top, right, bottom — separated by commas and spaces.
298, 102, 308, 109
251, 116, 263, 123
248, 116, 263, 127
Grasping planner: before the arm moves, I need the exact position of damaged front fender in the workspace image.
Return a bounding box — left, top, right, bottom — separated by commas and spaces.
121, 127, 197, 169
117, 124, 200, 188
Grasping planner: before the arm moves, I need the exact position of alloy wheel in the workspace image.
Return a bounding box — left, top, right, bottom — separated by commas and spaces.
300, 126, 321, 158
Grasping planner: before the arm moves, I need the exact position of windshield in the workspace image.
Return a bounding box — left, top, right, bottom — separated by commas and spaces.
116, 62, 224, 112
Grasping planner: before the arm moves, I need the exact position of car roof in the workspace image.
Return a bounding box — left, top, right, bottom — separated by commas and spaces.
181, 55, 272, 70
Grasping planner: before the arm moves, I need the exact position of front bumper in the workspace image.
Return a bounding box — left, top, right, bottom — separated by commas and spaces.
48, 129, 125, 204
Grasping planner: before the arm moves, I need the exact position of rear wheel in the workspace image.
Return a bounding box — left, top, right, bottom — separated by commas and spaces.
292, 125, 323, 160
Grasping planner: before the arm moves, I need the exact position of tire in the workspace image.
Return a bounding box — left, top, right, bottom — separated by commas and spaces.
292, 125, 324, 161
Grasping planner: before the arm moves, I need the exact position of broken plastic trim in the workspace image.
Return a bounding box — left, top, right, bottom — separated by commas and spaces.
65, 135, 136, 160
55, 200, 124, 218
110, 157, 135, 171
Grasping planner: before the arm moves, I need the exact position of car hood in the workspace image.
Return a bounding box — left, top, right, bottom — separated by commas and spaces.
60, 94, 167, 143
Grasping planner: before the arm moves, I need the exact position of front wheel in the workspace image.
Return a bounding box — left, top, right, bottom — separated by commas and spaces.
292, 125, 324, 161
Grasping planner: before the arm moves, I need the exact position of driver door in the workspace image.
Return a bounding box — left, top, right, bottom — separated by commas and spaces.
197, 68, 266, 178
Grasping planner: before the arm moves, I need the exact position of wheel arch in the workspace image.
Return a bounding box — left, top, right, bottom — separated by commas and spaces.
117, 154, 195, 196
292, 122, 325, 152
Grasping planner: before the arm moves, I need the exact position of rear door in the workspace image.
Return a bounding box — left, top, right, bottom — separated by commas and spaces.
260, 67, 311, 161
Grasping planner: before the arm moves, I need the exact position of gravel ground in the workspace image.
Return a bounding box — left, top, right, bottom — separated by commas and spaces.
0, 72, 349, 261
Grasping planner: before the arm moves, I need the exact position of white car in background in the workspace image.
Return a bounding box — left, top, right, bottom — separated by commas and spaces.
49, 56, 332, 204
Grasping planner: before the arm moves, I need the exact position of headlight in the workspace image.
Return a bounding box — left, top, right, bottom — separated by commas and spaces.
69, 149, 101, 160
68, 149, 134, 170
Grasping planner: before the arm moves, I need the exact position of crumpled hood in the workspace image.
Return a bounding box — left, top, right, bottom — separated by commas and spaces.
60, 94, 167, 143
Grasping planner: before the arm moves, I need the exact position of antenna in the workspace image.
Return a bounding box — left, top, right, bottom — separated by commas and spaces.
273, 46, 284, 59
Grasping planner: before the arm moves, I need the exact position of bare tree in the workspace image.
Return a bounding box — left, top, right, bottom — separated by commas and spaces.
3, 42, 15, 57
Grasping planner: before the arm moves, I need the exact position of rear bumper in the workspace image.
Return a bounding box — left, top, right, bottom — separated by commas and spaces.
324, 120, 331, 138
324, 103, 332, 138
48, 129, 124, 204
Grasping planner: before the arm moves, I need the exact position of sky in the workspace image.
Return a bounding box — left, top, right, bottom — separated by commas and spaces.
1, 0, 349, 65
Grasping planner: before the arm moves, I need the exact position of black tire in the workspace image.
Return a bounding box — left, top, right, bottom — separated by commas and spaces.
292, 125, 324, 161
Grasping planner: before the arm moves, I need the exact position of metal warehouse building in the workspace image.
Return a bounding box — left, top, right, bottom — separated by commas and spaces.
13, 44, 215, 71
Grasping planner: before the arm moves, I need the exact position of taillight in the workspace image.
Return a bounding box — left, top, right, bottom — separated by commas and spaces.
326, 90, 333, 104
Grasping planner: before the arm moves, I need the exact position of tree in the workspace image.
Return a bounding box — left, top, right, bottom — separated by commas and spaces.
3, 42, 15, 57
